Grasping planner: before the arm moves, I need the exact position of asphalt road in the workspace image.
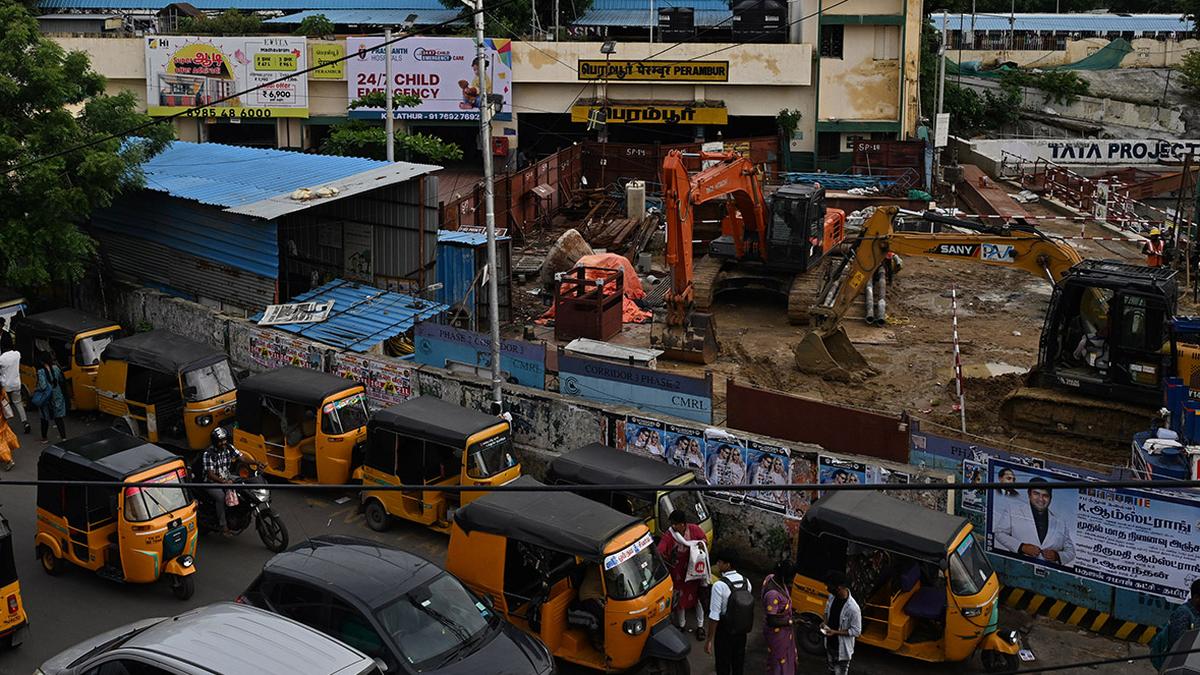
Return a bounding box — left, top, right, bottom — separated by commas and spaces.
0, 413, 1156, 675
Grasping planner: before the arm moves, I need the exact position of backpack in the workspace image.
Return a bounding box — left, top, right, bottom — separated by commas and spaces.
719, 574, 755, 634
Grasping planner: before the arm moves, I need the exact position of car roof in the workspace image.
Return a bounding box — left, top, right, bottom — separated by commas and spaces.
264, 536, 442, 609
123, 602, 373, 675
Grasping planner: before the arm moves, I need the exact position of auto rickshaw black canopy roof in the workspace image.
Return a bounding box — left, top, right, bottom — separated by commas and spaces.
454, 476, 643, 561
801, 491, 969, 563
13, 308, 118, 344
103, 329, 227, 374
39, 428, 180, 481
371, 396, 506, 448
548, 443, 689, 492
239, 367, 358, 409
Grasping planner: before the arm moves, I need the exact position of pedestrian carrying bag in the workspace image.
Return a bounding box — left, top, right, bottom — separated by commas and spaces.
673, 530, 710, 583
720, 574, 755, 633
30, 382, 49, 408
224, 489, 240, 508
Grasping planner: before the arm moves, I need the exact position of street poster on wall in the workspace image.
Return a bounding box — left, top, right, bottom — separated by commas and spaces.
145, 36, 309, 118
330, 351, 415, 406
344, 37, 513, 121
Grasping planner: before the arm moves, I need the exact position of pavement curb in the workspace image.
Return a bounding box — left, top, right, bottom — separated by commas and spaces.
1000, 586, 1157, 644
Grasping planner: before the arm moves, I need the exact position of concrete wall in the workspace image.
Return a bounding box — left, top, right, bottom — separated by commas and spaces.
818, 24, 902, 122
952, 37, 1200, 69
80, 280, 955, 571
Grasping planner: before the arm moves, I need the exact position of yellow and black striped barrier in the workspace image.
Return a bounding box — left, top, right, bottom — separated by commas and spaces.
999, 586, 1158, 644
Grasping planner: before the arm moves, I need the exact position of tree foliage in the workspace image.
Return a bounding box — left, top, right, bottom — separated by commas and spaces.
176, 9, 263, 35
0, 0, 173, 287
943, 84, 1022, 134
1001, 70, 1090, 106
322, 93, 463, 163
1177, 50, 1200, 99
292, 13, 335, 38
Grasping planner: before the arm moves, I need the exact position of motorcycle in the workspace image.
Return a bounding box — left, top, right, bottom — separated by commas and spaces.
190, 463, 289, 553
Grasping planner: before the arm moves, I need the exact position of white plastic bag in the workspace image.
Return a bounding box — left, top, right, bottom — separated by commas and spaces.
673, 530, 709, 583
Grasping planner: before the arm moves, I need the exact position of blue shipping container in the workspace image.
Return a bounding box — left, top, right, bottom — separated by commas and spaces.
436, 230, 512, 331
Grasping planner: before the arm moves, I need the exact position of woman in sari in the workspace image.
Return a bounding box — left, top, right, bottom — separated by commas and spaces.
762, 560, 797, 675
0, 389, 20, 470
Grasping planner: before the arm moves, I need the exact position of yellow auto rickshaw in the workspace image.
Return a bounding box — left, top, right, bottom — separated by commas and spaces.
96, 330, 237, 451
546, 443, 714, 545
0, 510, 27, 648
790, 491, 1021, 672
35, 428, 199, 600
233, 367, 368, 484
448, 477, 689, 673
13, 308, 121, 411
360, 396, 520, 533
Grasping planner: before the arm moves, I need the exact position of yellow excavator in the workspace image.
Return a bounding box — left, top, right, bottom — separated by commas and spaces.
799, 206, 1194, 442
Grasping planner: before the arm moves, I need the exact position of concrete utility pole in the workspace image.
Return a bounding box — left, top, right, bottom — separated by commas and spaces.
384, 28, 394, 162
472, 0, 504, 413
936, 12, 947, 122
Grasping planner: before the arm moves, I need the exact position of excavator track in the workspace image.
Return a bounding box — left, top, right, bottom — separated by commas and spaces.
1000, 384, 1156, 443
787, 257, 834, 325
692, 255, 725, 312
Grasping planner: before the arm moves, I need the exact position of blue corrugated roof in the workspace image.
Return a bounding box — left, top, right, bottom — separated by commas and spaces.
437, 229, 512, 246
141, 141, 388, 210
931, 12, 1189, 33
264, 8, 464, 24
39, 0, 446, 9
255, 279, 448, 352
573, 9, 731, 26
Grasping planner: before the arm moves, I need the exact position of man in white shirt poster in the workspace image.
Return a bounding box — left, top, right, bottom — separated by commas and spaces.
993, 477, 1076, 567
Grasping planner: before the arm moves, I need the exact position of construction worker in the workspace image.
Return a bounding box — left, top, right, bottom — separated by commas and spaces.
1143, 228, 1166, 267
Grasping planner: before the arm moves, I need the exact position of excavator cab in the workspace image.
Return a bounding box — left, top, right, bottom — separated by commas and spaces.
765, 184, 831, 271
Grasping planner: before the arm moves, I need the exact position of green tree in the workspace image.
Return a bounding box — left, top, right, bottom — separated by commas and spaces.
293, 13, 335, 38
1001, 70, 1090, 106
439, 0, 593, 38
321, 93, 463, 163
176, 9, 262, 35
1177, 50, 1200, 99
919, 17, 939, 122
0, 0, 173, 286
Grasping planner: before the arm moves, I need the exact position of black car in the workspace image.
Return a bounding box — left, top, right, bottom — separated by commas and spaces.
240, 535, 555, 675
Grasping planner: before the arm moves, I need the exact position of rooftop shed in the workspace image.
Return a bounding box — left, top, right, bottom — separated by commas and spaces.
436, 230, 512, 331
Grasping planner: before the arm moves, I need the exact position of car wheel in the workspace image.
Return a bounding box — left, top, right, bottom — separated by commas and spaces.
365, 499, 390, 532
38, 545, 64, 576
170, 574, 195, 601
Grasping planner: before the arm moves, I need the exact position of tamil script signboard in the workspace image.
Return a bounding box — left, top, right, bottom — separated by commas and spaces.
558, 353, 712, 423
345, 37, 513, 121
986, 458, 1200, 601
570, 103, 728, 126
145, 36, 309, 118
577, 60, 729, 81
414, 322, 544, 389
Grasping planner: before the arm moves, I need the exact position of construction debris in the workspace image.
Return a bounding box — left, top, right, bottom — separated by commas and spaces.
540, 229, 594, 286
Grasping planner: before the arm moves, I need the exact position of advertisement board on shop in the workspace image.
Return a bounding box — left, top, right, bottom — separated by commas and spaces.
145, 36, 309, 118
570, 104, 728, 125
345, 37, 513, 121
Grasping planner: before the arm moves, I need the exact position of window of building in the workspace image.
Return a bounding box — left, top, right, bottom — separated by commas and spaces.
817, 132, 841, 160
820, 25, 844, 58
873, 25, 900, 60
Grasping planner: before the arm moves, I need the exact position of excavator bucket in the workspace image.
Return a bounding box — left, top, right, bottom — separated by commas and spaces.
651, 311, 719, 364
794, 326, 874, 381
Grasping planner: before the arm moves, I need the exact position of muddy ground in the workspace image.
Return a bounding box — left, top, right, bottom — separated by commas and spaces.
509, 195, 1182, 470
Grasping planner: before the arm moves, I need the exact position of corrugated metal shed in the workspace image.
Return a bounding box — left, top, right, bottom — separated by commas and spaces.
931, 12, 1189, 33
436, 230, 512, 329
255, 279, 448, 352
40, 0, 449, 9
264, 8, 464, 24
574, 0, 730, 26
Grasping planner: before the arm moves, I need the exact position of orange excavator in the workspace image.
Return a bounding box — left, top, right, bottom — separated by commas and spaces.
652, 149, 847, 363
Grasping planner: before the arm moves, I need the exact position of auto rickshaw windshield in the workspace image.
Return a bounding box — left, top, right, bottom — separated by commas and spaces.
124, 469, 190, 522
183, 361, 236, 401
948, 533, 993, 596
76, 333, 116, 366
658, 489, 708, 530
603, 531, 668, 600
322, 392, 370, 434
0, 519, 15, 585
466, 432, 517, 479
377, 573, 492, 669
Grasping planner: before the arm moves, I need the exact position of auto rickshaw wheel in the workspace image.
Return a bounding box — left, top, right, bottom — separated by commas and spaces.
38, 545, 64, 576
364, 500, 390, 532
795, 620, 825, 656
643, 657, 689, 675
170, 574, 195, 601
981, 649, 1019, 673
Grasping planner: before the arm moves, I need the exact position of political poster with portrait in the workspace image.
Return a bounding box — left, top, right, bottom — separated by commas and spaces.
746, 440, 791, 514
818, 455, 867, 495
145, 36, 309, 118
961, 459, 986, 513
623, 416, 668, 461
986, 458, 1200, 600
704, 432, 749, 492
664, 422, 707, 477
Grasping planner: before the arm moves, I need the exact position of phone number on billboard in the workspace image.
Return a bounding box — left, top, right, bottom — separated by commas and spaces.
181, 108, 275, 118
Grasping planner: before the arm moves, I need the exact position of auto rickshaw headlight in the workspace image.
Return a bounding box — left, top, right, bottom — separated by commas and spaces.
622, 618, 646, 635
180, 555, 194, 568
197, 415, 213, 427
1003, 629, 1019, 645
962, 605, 984, 617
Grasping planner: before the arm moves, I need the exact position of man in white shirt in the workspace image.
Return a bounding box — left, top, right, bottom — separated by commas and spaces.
993, 478, 1076, 566
822, 571, 862, 675
0, 349, 28, 433
705, 550, 751, 675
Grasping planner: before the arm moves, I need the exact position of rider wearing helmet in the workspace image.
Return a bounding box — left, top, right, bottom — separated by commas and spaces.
202, 427, 246, 535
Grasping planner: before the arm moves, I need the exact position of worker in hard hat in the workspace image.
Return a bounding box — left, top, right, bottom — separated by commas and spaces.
1143, 228, 1166, 267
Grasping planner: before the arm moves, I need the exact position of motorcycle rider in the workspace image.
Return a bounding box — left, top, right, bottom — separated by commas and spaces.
202, 427, 247, 536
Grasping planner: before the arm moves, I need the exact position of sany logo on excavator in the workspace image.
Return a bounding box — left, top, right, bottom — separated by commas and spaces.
927, 243, 1016, 262
930, 243, 980, 257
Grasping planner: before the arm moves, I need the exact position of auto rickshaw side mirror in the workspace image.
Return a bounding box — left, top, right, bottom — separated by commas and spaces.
939, 559, 949, 571
373, 657, 389, 673
184, 386, 198, 398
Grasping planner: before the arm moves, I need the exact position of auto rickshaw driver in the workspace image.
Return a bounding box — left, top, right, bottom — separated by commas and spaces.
200, 427, 249, 536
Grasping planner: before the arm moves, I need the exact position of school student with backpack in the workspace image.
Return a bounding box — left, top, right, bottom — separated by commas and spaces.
1152, 579, 1200, 671
32, 351, 67, 443
705, 549, 753, 675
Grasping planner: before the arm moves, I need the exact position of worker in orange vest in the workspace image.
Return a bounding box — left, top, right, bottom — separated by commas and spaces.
1143, 228, 1166, 267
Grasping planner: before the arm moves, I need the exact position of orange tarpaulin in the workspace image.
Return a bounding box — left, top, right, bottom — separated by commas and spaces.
536, 254, 652, 325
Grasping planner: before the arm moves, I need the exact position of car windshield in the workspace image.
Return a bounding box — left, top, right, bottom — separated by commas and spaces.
603, 532, 668, 600
75, 331, 116, 366
466, 431, 517, 479
375, 573, 492, 669
183, 360, 236, 401
322, 393, 370, 435
948, 533, 993, 596
658, 489, 709, 531
123, 469, 191, 523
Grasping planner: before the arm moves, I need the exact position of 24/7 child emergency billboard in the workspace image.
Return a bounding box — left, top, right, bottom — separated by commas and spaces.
145, 36, 309, 118
345, 37, 513, 121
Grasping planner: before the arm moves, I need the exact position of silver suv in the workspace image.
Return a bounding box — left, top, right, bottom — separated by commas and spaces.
36, 602, 384, 675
